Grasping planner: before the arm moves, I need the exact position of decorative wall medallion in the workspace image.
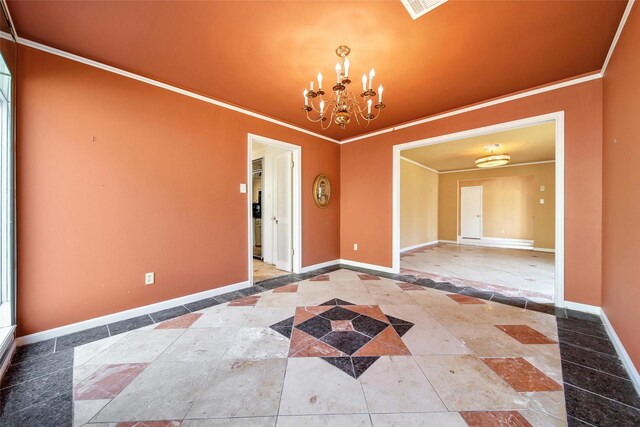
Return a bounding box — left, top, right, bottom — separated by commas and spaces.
312, 174, 331, 208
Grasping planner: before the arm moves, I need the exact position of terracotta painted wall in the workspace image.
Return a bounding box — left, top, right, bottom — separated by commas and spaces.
439, 163, 555, 248
400, 159, 438, 248
341, 80, 603, 306
16, 46, 340, 336
602, 6, 640, 368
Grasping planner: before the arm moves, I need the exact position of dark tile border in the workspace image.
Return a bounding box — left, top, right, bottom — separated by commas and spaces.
1, 263, 638, 426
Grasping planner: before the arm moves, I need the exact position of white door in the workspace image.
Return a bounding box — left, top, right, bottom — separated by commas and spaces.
460, 186, 482, 239
273, 151, 292, 271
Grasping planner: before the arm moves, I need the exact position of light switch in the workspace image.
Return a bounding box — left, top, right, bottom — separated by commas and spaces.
539, 198, 545, 205
540, 185, 545, 192
240, 183, 247, 193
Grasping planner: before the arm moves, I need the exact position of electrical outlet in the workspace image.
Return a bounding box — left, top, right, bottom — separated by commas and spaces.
240, 183, 247, 193
354, 243, 358, 251
539, 199, 545, 205
540, 185, 545, 192
145, 272, 155, 285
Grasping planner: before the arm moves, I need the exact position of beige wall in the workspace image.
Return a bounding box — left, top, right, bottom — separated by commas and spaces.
439, 162, 555, 249
400, 159, 438, 248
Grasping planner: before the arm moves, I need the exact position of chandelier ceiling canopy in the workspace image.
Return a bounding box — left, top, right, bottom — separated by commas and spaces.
302, 45, 385, 130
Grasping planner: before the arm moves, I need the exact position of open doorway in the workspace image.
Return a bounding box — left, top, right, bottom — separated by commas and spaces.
248, 134, 301, 285
392, 113, 564, 305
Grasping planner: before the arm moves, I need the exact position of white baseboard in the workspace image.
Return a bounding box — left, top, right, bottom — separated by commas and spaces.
564, 301, 602, 315
457, 236, 534, 250
339, 259, 395, 274
438, 240, 458, 244
533, 247, 556, 253
601, 309, 640, 394
299, 259, 340, 273
0, 326, 16, 381
401, 240, 439, 253
16, 280, 251, 346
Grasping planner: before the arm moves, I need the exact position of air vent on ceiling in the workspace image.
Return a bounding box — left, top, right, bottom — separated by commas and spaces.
400, 0, 448, 20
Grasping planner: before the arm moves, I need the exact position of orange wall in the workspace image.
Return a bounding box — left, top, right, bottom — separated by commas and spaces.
602, 6, 640, 367
341, 80, 603, 306
16, 46, 340, 336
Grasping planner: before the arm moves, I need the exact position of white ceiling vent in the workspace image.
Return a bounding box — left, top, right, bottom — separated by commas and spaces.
400, 0, 448, 20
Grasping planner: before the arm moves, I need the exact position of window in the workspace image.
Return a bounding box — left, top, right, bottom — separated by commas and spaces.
0, 51, 13, 329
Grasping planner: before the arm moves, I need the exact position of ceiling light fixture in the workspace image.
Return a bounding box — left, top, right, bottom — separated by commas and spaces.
475, 144, 510, 168
302, 45, 385, 130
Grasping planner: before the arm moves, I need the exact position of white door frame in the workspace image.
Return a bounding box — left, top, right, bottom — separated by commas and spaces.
460, 185, 483, 239
247, 134, 302, 284
392, 112, 565, 307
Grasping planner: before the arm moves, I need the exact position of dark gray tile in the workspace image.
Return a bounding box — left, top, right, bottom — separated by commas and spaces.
490, 294, 527, 308
0, 367, 72, 416
10, 340, 55, 366
184, 297, 222, 312
558, 329, 617, 356
434, 282, 465, 293
54, 326, 109, 352
557, 317, 609, 339
566, 309, 603, 324
352, 356, 380, 378
525, 301, 557, 315
559, 342, 629, 379
460, 287, 494, 300
215, 290, 250, 303
414, 278, 438, 288
564, 383, 640, 426
0, 390, 72, 427
271, 326, 293, 339
567, 416, 595, 427
148, 306, 189, 323
319, 306, 359, 321
320, 332, 370, 356
321, 357, 354, 378
1, 349, 73, 388
351, 316, 388, 338
561, 360, 640, 409
392, 324, 414, 337
107, 314, 154, 336
296, 316, 332, 340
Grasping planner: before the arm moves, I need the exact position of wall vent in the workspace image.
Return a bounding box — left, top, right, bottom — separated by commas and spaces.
400, 0, 448, 20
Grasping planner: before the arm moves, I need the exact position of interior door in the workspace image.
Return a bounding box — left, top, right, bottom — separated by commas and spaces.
274, 151, 292, 271
460, 186, 482, 239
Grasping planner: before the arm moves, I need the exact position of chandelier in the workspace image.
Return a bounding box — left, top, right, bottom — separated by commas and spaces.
302, 45, 385, 130
476, 144, 511, 168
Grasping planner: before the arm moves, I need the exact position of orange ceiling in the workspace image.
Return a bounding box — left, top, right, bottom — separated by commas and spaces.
7, 1, 627, 140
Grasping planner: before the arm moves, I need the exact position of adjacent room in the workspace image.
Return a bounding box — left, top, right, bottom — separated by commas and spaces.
0, 1, 638, 426
399, 122, 557, 302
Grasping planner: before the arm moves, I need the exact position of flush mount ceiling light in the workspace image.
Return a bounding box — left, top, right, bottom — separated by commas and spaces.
302, 45, 385, 130
475, 143, 511, 168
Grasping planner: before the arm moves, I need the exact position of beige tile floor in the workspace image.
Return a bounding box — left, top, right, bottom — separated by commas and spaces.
72, 269, 566, 426
401, 244, 555, 302
253, 259, 289, 283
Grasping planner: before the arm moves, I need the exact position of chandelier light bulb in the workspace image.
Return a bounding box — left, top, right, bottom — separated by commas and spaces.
344, 58, 350, 77
335, 62, 341, 83
317, 72, 323, 89
367, 98, 373, 114
303, 89, 308, 106
362, 74, 367, 93
369, 68, 375, 89
320, 100, 325, 114
310, 80, 314, 91
378, 85, 384, 103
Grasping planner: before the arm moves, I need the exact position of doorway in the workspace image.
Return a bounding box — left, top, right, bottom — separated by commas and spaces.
392, 112, 564, 306
247, 134, 301, 284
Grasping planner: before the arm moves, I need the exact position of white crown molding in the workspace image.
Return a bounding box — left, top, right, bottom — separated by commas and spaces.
400, 156, 440, 174
339, 73, 602, 144
16, 37, 340, 144
16, 279, 251, 346
601, 0, 636, 76
0, 0, 17, 41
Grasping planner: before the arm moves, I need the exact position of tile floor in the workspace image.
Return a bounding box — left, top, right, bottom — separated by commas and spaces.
253, 259, 289, 283
1, 266, 638, 426
401, 244, 555, 302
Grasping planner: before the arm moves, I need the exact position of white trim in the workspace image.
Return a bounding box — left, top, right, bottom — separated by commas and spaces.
247, 134, 302, 285
17, 38, 339, 144
533, 247, 556, 253
438, 240, 458, 244
341, 74, 600, 144
16, 280, 250, 346
400, 156, 440, 174
339, 259, 395, 274
439, 160, 555, 174
564, 301, 602, 315
299, 259, 340, 273
601, 0, 636, 76
392, 112, 565, 307
0, 31, 13, 42
601, 309, 640, 394
0, 0, 17, 41
0, 334, 15, 382
457, 236, 533, 250
401, 240, 439, 253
